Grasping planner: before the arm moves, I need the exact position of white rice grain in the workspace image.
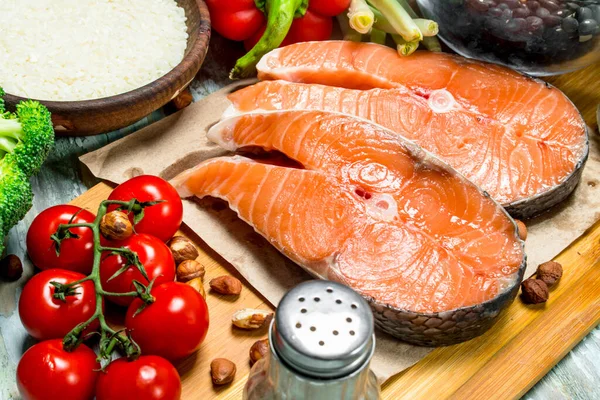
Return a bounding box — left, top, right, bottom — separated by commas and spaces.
0, 0, 189, 101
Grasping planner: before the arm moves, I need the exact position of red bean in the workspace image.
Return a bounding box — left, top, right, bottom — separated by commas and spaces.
502, 0, 521, 9
543, 15, 562, 27
468, 0, 492, 12
489, 7, 503, 16
526, 15, 545, 31
513, 8, 531, 18
540, 0, 560, 12
536, 7, 550, 18
507, 17, 527, 32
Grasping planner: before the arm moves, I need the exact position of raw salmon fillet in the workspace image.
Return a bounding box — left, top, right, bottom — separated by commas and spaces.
171, 110, 525, 314
254, 41, 588, 217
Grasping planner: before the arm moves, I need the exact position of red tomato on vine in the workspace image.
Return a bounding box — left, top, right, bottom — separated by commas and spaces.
19, 269, 99, 341
17, 339, 99, 400
95, 356, 182, 400
27, 205, 96, 274
126, 282, 209, 361
107, 175, 183, 242
100, 233, 175, 307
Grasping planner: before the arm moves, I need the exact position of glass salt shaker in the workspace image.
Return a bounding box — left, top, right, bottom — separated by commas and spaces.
243, 280, 380, 400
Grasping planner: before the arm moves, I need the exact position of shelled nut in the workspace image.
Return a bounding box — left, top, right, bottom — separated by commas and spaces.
186, 277, 206, 299
249, 338, 269, 365
209, 276, 242, 296
210, 358, 236, 385
536, 261, 563, 288
521, 279, 549, 304
100, 211, 132, 241
168, 236, 199, 266
232, 309, 273, 330
177, 259, 205, 282
515, 219, 527, 241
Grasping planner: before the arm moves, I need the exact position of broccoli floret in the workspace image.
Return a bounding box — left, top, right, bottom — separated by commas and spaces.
0, 99, 54, 177
0, 154, 33, 233
0, 89, 54, 250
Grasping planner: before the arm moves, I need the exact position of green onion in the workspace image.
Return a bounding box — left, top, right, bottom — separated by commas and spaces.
396, 0, 419, 18
337, 14, 363, 42
392, 34, 419, 56
369, 0, 422, 42
422, 36, 442, 52
348, 0, 375, 34
370, 6, 395, 34
413, 18, 439, 36
370, 28, 387, 45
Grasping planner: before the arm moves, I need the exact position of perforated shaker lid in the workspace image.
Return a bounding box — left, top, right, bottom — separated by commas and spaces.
272, 280, 375, 379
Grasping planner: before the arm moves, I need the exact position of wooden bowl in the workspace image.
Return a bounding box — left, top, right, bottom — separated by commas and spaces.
4, 0, 211, 137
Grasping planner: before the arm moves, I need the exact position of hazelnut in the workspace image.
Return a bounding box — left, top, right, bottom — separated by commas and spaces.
171, 88, 194, 110
168, 236, 200, 265
210, 358, 236, 385
177, 259, 205, 282
249, 338, 269, 365
515, 219, 527, 241
187, 277, 206, 299
0, 255, 23, 281
100, 211, 133, 241
209, 276, 242, 296
520, 279, 548, 304
232, 309, 273, 330
536, 261, 563, 288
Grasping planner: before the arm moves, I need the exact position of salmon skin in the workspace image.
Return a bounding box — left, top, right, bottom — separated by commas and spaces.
171, 110, 526, 346
254, 41, 588, 219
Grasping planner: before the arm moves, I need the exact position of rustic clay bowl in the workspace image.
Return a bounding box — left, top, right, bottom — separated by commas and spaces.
4, 0, 211, 136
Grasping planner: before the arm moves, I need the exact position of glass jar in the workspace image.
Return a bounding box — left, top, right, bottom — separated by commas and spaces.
416, 0, 600, 76
243, 280, 380, 400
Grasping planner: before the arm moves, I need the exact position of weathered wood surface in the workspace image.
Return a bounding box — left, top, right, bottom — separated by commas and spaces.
0, 36, 599, 399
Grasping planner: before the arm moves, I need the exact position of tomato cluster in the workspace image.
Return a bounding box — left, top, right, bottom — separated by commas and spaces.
17, 176, 209, 400
207, 0, 351, 50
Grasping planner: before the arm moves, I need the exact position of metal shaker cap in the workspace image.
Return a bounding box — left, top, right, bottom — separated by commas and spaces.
272, 280, 375, 379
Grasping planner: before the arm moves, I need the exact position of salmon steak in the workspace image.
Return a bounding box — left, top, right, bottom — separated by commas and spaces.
171, 110, 526, 346
247, 41, 588, 219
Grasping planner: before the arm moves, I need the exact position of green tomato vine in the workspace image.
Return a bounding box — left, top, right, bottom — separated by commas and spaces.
49, 198, 160, 368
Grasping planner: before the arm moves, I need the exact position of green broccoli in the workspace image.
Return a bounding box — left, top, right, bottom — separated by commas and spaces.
0, 154, 34, 231
0, 88, 55, 254
0, 97, 55, 177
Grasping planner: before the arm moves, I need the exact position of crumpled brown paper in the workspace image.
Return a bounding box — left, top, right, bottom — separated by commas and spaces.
80, 81, 600, 383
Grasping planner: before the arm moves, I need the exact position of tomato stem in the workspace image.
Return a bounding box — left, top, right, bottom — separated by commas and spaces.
99, 290, 138, 297
58, 222, 94, 230
57, 198, 151, 366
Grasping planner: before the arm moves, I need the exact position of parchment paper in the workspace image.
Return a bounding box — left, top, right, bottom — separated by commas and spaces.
80, 82, 600, 383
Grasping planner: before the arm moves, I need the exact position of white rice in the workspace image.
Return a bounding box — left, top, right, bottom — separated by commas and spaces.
0, 0, 189, 101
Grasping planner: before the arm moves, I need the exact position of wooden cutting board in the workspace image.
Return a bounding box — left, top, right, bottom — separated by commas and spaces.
71, 182, 600, 400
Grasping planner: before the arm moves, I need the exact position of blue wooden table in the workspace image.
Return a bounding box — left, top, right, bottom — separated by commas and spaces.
0, 38, 598, 399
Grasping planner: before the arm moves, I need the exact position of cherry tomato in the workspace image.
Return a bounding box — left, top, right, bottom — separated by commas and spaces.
17, 339, 99, 400
212, 8, 265, 41
95, 356, 181, 400
107, 176, 183, 242
100, 233, 175, 307
206, 0, 265, 41
27, 205, 95, 274
125, 282, 209, 361
19, 269, 99, 341
283, 10, 334, 45
308, 0, 351, 17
